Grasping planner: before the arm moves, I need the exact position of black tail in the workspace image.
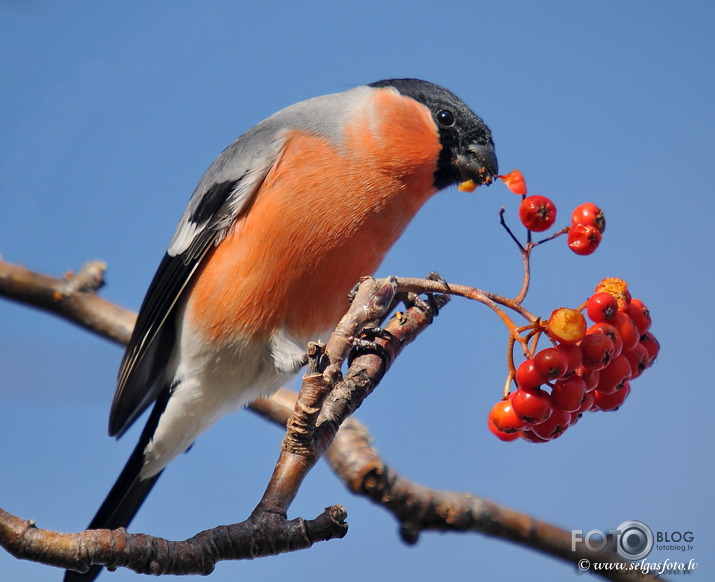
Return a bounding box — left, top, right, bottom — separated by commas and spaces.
64, 393, 170, 581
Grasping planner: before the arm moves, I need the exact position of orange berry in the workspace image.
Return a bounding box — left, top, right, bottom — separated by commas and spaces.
594, 277, 632, 312
487, 417, 520, 442
488, 400, 528, 433
547, 308, 587, 344
498, 169, 527, 195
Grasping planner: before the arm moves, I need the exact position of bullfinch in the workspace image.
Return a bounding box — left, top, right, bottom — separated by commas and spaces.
66, 78, 497, 581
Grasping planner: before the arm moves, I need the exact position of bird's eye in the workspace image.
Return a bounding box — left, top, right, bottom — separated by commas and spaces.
435, 108, 455, 127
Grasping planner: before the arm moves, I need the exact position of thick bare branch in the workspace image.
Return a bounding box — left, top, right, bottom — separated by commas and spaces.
0, 506, 346, 576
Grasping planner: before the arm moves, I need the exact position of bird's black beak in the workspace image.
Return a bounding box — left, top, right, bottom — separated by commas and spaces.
456, 141, 499, 186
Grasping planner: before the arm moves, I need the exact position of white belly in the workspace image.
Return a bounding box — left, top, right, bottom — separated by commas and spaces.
139, 318, 307, 479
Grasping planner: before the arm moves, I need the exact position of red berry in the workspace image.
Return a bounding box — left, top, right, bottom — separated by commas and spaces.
624, 343, 649, 379
571, 202, 606, 233
626, 299, 652, 335
588, 322, 623, 357
568, 223, 602, 255
515, 358, 544, 390
555, 343, 583, 375
511, 387, 553, 424
520, 429, 549, 443
488, 417, 520, 442
586, 292, 619, 323
519, 195, 557, 232
534, 347, 569, 381
488, 400, 528, 433
578, 367, 601, 392
595, 354, 632, 394
531, 408, 571, 440
640, 332, 660, 365
593, 382, 631, 411
577, 390, 595, 413
551, 375, 587, 412
580, 333, 615, 370
612, 313, 640, 353
547, 308, 587, 344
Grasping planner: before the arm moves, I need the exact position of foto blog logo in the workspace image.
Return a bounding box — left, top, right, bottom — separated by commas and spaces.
572, 520, 654, 560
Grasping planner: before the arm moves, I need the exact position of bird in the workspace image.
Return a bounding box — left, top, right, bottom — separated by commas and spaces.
65, 78, 497, 581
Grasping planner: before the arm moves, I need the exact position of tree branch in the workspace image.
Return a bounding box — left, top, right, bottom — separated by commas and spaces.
254, 277, 447, 518
0, 506, 346, 575
0, 259, 133, 345
0, 258, 662, 580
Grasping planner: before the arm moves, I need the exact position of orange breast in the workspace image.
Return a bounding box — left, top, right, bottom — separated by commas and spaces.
186, 88, 442, 344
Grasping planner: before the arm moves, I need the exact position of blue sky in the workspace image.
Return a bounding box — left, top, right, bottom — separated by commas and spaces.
1, 1, 713, 580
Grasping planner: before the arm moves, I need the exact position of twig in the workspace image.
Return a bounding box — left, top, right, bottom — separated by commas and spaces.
391, 276, 537, 324
0, 259, 134, 345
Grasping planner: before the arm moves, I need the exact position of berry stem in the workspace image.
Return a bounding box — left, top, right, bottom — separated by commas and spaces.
528, 329, 542, 354
533, 226, 569, 246
503, 368, 514, 400
515, 242, 532, 304
499, 206, 526, 252
499, 205, 535, 304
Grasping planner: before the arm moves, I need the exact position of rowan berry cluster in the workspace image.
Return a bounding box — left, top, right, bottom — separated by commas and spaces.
488, 278, 659, 443
467, 170, 660, 443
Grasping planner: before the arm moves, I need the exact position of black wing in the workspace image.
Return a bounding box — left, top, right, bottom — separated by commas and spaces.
109, 180, 241, 437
